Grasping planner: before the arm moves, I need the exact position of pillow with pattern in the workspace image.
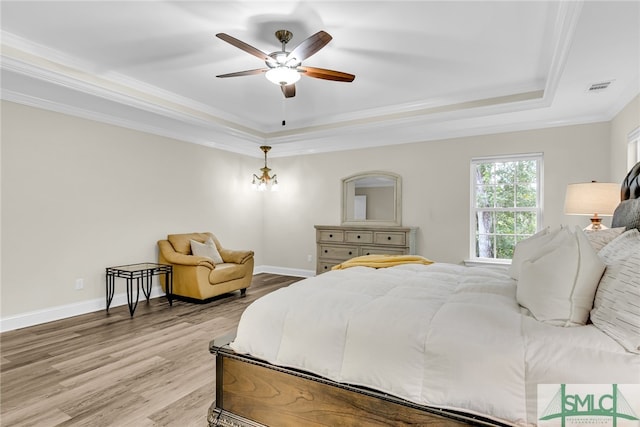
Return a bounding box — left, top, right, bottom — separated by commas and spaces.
590, 229, 640, 353
584, 227, 625, 252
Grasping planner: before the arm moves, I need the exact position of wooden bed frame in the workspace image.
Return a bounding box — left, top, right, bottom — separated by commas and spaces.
207, 162, 640, 427
207, 333, 508, 427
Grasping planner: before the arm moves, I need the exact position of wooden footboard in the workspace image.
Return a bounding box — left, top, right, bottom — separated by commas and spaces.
208, 335, 507, 427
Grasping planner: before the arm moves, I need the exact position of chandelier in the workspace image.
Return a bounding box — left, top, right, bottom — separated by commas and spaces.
252, 145, 279, 191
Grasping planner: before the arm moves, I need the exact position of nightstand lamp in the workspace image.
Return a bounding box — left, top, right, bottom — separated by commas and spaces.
564, 181, 620, 230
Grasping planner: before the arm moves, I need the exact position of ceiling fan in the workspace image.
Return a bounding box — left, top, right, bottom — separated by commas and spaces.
215, 29, 355, 98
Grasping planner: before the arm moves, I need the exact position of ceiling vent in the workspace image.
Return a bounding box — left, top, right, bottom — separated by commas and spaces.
587, 81, 613, 93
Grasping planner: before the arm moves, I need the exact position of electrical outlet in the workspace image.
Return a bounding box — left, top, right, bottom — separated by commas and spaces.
307, 254, 313, 263
75, 278, 84, 290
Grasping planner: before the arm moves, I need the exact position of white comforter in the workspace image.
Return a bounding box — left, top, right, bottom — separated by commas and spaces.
230, 263, 639, 426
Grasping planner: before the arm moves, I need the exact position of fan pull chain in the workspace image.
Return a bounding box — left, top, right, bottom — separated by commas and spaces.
282, 97, 286, 126
282, 98, 286, 126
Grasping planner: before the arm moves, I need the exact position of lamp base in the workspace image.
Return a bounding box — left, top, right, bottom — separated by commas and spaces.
584, 216, 608, 231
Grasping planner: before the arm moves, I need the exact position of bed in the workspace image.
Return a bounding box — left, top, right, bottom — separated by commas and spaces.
208, 162, 640, 427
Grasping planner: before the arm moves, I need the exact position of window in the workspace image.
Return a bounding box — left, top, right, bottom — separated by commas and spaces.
470, 154, 543, 261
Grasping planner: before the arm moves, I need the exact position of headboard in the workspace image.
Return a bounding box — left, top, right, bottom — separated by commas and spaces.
612, 161, 640, 230
621, 161, 640, 200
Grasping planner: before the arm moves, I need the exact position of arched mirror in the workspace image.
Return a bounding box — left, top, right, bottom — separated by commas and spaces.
342, 171, 402, 226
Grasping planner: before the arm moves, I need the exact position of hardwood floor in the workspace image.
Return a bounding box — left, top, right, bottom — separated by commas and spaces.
0, 273, 302, 427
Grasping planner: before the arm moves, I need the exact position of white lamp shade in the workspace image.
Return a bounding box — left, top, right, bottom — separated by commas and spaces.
265, 67, 300, 86
564, 182, 620, 216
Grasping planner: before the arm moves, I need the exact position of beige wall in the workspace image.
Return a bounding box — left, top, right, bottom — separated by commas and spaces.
4, 96, 636, 325
263, 122, 612, 268
610, 94, 640, 182
1, 101, 263, 318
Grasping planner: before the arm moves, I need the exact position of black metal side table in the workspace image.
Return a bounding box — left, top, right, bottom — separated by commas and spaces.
105, 263, 173, 316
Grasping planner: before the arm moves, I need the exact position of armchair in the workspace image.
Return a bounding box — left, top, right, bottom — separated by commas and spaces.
158, 232, 254, 301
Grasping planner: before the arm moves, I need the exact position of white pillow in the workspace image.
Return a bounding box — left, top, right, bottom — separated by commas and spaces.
509, 226, 567, 280
516, 226, 605, 326
584, 227, 626, 252
190, 238, 224, 264
590, 229, 640, 353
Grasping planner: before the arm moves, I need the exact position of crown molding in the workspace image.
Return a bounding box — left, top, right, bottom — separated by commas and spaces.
1, 34, 551, 139
0, 88, 263, 157
0, 30, 266, 134
0, 2, 594, 157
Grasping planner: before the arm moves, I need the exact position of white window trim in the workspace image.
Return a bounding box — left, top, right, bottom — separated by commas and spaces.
468, 153, 544, 263
628, 126, 640, 170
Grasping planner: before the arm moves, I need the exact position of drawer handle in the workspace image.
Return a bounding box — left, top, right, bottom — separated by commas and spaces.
349, 251, 353, 255
366, 252, 371, 255
388, 236, 392, 240
324, 249, 328, 253
329, 234, 333, 238
324, 266, 328, 270
357, 235, 361, 239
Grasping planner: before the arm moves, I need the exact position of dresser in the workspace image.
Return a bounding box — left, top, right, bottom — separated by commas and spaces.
314, 225, 417, 274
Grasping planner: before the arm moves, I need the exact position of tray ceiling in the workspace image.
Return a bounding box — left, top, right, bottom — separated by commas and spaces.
1, 1, 638, 157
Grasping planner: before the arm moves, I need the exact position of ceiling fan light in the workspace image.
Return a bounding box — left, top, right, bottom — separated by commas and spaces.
266, 67, 300, 86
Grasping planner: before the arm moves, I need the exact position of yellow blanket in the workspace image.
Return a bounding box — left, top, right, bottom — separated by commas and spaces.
331, 254, 434, 270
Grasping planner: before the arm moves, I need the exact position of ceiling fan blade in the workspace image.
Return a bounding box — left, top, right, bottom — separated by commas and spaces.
281, 84, 296, 98
286, 31, 332, 62
216, 33, 270, 61
216, 68, 268, 78
299, 66, 355, 82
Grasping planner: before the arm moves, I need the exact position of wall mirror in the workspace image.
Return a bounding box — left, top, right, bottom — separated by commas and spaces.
342, 171, 402, 226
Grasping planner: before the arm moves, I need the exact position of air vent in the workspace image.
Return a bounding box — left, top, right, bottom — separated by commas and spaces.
587, 81, 613, 92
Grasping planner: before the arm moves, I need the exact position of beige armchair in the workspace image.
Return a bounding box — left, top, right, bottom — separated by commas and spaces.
158, 232, 254, 301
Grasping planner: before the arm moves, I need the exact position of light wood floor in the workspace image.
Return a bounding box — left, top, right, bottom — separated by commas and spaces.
0, 273, 302, 427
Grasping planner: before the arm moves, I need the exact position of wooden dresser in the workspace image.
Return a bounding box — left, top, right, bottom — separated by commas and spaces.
314, 225, 417, 274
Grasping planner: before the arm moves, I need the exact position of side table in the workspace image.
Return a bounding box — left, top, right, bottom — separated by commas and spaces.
105, 263, 173, 316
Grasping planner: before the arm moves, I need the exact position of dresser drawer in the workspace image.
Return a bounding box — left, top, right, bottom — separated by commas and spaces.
374, 232, 406, 246
317, 261, 339, 274
319, 245, 358, 260
318, 230, 344, 243
315, 225, 417, 275
360, 246, 407, 256
344, 231, 373, 244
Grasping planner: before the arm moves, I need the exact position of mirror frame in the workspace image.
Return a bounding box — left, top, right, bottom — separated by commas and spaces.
341, 171, 402, 226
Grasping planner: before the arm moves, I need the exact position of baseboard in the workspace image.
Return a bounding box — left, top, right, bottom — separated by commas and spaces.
254, 265, 315, 278
0, 284, 169, 333
0, 265, 315, 333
